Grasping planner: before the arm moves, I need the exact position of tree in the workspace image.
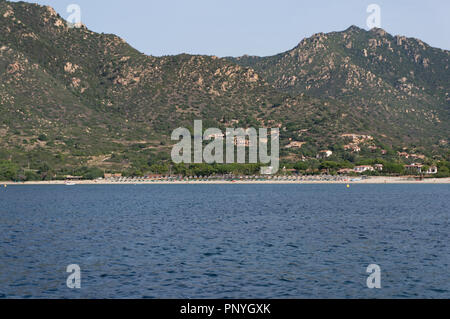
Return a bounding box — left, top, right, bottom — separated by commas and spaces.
383, 162, 404, 175
436, 161, 449, 178
294, 162, 308, 171
83, 168, 104, 180
0, 161, 19, 181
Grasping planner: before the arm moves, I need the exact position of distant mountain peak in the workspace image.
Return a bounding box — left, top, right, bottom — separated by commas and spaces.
345, 25, 365, 33
229, 25, 449, 149
369, 27, 388, 36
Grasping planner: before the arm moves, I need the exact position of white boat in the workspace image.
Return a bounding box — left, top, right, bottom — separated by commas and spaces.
65, 182, 77, 186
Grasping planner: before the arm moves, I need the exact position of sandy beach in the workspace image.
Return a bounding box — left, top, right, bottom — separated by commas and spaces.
2, 177, 449, 185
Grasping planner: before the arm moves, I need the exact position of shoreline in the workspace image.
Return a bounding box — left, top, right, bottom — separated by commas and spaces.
2, 177, 450, 185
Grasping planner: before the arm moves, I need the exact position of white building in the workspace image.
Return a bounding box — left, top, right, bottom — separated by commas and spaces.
374, 164, 384, 171
316, 150, 333, 159
354, 165, 374, 173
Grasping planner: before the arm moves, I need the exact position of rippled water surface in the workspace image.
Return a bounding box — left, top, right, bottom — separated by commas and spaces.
0, 184, 448, 298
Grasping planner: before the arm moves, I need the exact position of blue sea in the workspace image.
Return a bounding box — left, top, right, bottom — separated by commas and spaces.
0, 184, 448, 299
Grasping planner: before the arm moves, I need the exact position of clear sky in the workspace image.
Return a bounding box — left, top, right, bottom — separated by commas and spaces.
10, 0, 450, 57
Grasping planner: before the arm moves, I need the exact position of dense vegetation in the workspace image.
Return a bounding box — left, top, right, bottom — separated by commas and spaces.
2, 158, 450, 181
0, 1, 448, 180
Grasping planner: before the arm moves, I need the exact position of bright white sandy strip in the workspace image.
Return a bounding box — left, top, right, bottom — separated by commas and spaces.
2, 177, 449, 185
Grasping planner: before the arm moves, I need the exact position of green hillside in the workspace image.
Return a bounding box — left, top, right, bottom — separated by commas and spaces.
0, 1, 449, 180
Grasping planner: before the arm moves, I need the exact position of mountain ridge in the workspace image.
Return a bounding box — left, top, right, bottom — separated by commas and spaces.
0, 0, 448, 179
228, 23, 449, 146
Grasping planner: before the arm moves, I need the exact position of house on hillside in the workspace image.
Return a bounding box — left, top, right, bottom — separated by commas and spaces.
354, 165, 374, 173
405, 164, 438, 175
234, 137, 252, 147
316, 150, 333, 159
374, 164, 384, 171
